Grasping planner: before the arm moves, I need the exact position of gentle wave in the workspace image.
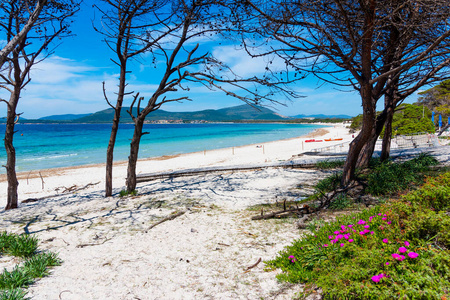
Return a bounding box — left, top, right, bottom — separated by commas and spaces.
22, 153, 79, 162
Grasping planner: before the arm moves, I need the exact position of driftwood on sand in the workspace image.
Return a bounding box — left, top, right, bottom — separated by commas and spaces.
145, 210, 186, 232
251, 198, 312, 220
21, 182, 100, 203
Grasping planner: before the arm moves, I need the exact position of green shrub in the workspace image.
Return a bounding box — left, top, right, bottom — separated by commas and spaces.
315, 160, 345, 169
119, 189, 138, 197
315, 172, 342, 194
402, 172, 450, 211
366, 153, 438, 196
267, 172, 450, 299
328, 193, 352, 210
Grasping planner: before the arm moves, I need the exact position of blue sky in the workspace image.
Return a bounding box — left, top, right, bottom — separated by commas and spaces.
1, 1, 421, 119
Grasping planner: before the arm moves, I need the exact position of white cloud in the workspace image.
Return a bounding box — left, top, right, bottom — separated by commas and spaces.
211, 44, 289, 79
29, 56, 97, 84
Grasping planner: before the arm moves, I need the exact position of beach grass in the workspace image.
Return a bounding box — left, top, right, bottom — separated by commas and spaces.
266, 156, 450, 299
315, 159, 345, 169
0, 233, 61, 299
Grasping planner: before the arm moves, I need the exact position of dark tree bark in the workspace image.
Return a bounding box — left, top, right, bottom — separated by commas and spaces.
105, 64, 127, 196
126, 117, 145, 191
4, 92, 19, 210
356, 109, 387, 169
341, 0, 376, 185
380, 84, 398, 161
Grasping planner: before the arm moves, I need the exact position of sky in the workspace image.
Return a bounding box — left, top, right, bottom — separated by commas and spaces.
0, 1, 422, 119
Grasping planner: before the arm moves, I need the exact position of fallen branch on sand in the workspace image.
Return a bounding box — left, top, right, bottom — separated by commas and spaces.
251, 204, 311, 220
145, 210, 186, 232
76, 237, 112, 248
21, 182, 100, 203
62, 182, 100, 194
246, 257, 262, 270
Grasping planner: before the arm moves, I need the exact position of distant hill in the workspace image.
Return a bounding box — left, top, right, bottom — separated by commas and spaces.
71, 104, 286, 123
39, 113, 91, 121
291, 113, 353, 119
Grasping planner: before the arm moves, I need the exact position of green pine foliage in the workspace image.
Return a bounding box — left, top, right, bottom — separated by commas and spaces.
267, 167, 450, 299
350, 104, 435, 134
381, 104, 435, 137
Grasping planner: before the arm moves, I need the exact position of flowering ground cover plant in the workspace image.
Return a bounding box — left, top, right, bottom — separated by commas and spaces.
267, 171, 450, 299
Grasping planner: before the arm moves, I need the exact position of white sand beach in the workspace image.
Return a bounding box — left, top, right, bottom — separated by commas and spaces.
0, 123, 393, 299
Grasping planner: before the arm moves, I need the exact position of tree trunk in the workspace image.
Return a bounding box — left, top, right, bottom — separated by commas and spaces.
341, 0, 376, 186
126, 117, 145, 192
105, 64, 127, 197
342, 97, 377, 186
380, 105, 395, 162
356, 109, 388, 169
4, 95, 19, 210
380, 83, 398, 161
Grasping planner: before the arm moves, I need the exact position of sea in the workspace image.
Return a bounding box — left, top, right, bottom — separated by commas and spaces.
0, 123, 324, 173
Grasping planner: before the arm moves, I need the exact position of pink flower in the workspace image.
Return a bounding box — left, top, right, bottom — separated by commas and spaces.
371, 275, 381, 283
385, 262, 389, 266
383, 238, 388, 243
328, 235, 333, 239
334, 231, 340, 235
370, 231, 375, 235
344, 234, 350, 239
398, 247, 407, 253
404, 241, 410, 247
348, 224, 353, 228
408, 252, 419, 259
364, 225, 370, 229
348, 239, 354, 243
387, 221, 392, 225
378, 213, 382, 216
371, 274, 386, 283
340, 243, 344, 247
392, 254, 405, 261
323, 244, 328, 247
357, 220, 366, 225
288, 255, 297, 262
382, 217, 387, 221
337, 234, 343, 239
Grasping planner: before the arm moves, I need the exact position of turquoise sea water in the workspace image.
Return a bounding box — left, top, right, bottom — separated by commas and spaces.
0, 123, 323, 173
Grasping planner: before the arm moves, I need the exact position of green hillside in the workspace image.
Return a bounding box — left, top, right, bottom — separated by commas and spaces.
74, 104, 285, 123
